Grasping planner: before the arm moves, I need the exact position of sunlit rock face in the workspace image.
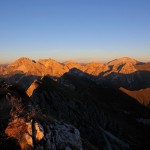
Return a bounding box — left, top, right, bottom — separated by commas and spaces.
34, 122, 44, 141
118, 63, 137, 74
5, 118, 33, 150
5, 118, 82, 150
100, 57, 138, 76
6, 57, 50, 76
26, 80, 40, 97
107, 57, 139, 67
38, 58, 68, 76
83, 63, 107, 76
64, 61, 82, 70
0, 66, 6, 75
96, 58, 143, 89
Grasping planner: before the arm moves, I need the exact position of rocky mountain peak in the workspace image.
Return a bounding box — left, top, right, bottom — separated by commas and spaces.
8, 57, 33, 65
107, 57, 139, 67
38, 58, 61, 65
64, 61, 82, 69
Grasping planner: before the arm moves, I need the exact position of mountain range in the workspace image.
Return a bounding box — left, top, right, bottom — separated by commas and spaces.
0, 57, 150, 150
0, 57, 142, 76
0, 57, 150, 106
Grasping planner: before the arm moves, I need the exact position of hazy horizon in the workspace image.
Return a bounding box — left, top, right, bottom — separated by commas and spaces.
0, 56, 150, 65
0, 0, 150, 64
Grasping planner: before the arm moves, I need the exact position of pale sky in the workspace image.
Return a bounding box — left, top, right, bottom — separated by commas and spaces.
0, 0, 150, 64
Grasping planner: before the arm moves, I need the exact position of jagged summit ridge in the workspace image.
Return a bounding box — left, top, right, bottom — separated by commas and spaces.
0, 57, 143, 77
1, 56, 148, 91
107, 57, 139, 66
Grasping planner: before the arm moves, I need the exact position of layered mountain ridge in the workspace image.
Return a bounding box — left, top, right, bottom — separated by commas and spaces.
1, 57, 140, 77
0, 57, 150, 150
1, 57, 150, 107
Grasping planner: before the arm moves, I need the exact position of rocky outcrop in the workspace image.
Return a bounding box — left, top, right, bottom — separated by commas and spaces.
5, 118, 82, 150
5, 118, 34, 150
34, 122, 44, 141
0, 82, 83, 150
26, 80, 41, 97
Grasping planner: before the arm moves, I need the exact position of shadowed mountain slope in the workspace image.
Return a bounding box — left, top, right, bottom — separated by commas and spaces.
26, 75, 150, 150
